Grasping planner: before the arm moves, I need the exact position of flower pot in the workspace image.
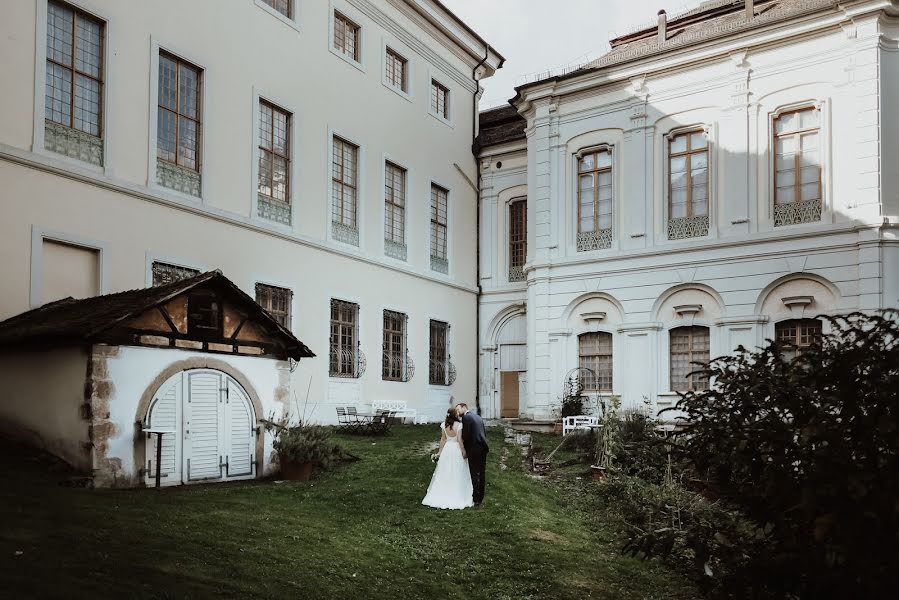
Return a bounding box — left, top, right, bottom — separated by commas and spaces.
552, 422, 563, 435
280, 460, 314, 481
590, 465, 607, 482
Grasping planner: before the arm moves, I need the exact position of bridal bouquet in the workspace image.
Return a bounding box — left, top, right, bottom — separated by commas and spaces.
430, 452, 439, 463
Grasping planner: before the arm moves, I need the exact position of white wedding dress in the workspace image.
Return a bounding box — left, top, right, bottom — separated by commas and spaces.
422, 422, 474, 510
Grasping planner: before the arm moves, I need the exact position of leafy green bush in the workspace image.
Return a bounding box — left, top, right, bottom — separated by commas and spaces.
262, 416, 346, 470
617, 411, 671, 484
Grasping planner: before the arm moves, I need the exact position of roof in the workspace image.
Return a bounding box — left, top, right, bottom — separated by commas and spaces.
0, 271, 315, 360
514, 0, 842, 98
475, 105, 527, 152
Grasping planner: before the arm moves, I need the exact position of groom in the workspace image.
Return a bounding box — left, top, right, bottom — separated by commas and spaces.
456, 402, 488, 506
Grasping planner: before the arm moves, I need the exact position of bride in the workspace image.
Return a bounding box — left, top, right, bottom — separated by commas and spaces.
422, 408, 474, 510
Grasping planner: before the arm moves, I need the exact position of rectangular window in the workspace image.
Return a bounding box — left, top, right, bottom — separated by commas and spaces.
258, 100, 291, 216
187, 291, 222, 337
430, 79, 449, 119
333, 12, 360, 62
382, 310, 407, 381
579, 332, 613, 392
385, 48, 407, 92
509, 199, 527, 282
330, 299, 359, 378
331, 137, 359, 230
384, 162, 406, 246
255, 283, 293, 329
261, 0, 290, 18
775, 318, 822, 361
430, 184, 449, 273
668, 131, 708, 220
157, 52, 202, 171
151, 261, 200, 287
45, 1, 104, 136
577, 149, 613, 234
670, 326, 710, 392
429, 320, 449, 386
774, 108, 821, 208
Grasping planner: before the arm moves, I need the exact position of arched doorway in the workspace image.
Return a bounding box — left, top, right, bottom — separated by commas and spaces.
143, 369, 256, 486
495, 312, 527, 418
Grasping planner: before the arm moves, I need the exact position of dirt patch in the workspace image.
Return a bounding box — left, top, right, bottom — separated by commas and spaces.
530, 529, 567, 544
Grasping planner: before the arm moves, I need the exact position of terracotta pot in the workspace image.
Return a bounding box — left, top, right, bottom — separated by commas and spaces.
280, 460, 314, 481
552, 422, 563, 435
590, 465, 607, 482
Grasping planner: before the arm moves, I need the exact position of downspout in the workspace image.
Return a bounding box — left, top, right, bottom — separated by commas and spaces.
472, 46, 490, 415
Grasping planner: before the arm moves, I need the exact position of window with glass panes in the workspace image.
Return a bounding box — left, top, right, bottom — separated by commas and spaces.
577, 149, 613, 234
261, 0, 290, 18
385, 48, 407, 92
330, 299, 359, 377
157, 52, 202, 171
384, 162, 406, 245
509, 199, 527, 281
332, 137, 358, 229
431, 80, 449, 119
774, 108, 821, 207
382, 310, 407, 381
45, 1, 104, 136
430, 184, 448, 259
579, 332, 613, 392
670, 326, 710, 392
775, 319, 822, 361
151, 262, 200, 287
668, 131, 709, 220
429, 320, 449, 385
255, 283, 292, 329
333, 12, 360, 61
258, 101, 290, 205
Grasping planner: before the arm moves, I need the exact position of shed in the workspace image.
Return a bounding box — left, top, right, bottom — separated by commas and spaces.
0, 270, 314, 487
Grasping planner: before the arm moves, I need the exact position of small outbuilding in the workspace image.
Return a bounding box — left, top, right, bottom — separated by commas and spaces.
0, 270, 314, 487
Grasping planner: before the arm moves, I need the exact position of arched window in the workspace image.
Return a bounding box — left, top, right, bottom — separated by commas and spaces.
670, 326, 710, 391
775, 318, 822, 361
579, 332, 613, 392
577, 148, 613, 251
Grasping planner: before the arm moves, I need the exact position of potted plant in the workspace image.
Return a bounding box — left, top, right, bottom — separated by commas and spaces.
262, 415, 344, 481
591, 395, 621, 482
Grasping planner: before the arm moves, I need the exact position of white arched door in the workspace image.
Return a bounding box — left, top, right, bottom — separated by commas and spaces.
144, 369, 256, 486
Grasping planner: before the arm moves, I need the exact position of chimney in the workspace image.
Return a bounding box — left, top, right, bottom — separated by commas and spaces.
658, 10, 667, 43
746, 0, 754, 19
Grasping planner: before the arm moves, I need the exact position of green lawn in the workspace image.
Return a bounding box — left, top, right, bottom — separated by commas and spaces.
0, 426, 695, 599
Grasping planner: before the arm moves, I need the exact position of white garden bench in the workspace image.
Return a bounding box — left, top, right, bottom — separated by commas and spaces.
371, 400, 417, 423
562, 415, 599, 436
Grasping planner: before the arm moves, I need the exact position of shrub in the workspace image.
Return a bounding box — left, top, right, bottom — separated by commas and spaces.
262, 415, 347, 470
617, 411, 671, 484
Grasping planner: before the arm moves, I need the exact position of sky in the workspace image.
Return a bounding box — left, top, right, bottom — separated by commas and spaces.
443, 0, 704, 108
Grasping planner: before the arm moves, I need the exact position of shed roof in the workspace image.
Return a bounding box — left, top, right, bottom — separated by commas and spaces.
0, 271, 315, 360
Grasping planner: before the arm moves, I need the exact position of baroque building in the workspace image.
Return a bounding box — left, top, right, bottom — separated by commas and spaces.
476, 0, 899, 420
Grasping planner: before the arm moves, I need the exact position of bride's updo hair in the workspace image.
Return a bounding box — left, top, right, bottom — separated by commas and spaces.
443, 408, 459, 430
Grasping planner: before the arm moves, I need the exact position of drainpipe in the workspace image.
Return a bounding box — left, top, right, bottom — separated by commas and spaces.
472, 46, 490, 416
746, 0, 754, 19
657, 10, 667, 43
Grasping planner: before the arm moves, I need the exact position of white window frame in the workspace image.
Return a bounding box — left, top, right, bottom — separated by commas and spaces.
253, 0, 300, 32
381, 37, 413, 102
328, 2, 365, 73
427, 70, 454, 128
144, 252, 206, 288
30, 226, 110, 307
573, 143, 618, 252
429, 178, 453, 277
250, 87, 300, 231
381, 152, 413, 263
658, 320, 719, 396
326, 127, 366, 251
31, 0, 114, 176
659, 122, 717, 244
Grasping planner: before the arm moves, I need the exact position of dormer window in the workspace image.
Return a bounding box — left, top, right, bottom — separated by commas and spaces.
188, 292, 222, 336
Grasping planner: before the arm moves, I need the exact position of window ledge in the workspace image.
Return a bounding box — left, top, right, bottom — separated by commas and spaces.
253, 0, 301, 32
383, 80, 413, 103
428, 110, 454, 129
329, 46, 365, 73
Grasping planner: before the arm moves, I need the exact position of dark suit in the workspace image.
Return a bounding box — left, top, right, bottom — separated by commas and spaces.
461, 410, 489, 504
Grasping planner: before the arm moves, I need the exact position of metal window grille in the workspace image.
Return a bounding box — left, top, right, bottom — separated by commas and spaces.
382, 310, 407, 381
429, 320, 450, 385
775, 318, 822, 361
151, 262, 200, 287
261, 0, 290, 18
384, 162, 406, 245
430, 80, 449, 118
157, 52, 202, 171
255, 283, 292, 329
333, 12, 359, 61
258, 100, 291, 204
668, 131, 709, 220
45, 1, 104, 137
578, 332, 613, 392
669, 326, 710, 392
331, 136, 359, 229
330, 299, 360, 378
385, 48, 407, 92
508, 199, 527, 282
774, 108, 822, 225
430, 184, 448, 261
577, 149, 613, 247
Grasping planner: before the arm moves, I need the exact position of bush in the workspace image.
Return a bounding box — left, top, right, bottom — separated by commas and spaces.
617, 411, 671, 484
669, 311, 899, 598
262, 416, 347, 470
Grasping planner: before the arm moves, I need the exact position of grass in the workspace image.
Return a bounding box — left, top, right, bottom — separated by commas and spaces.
0, 426, 696, 599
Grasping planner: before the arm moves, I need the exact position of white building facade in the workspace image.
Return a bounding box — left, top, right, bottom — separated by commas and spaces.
0, 0, 502, 426
477, 0, 899, 420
